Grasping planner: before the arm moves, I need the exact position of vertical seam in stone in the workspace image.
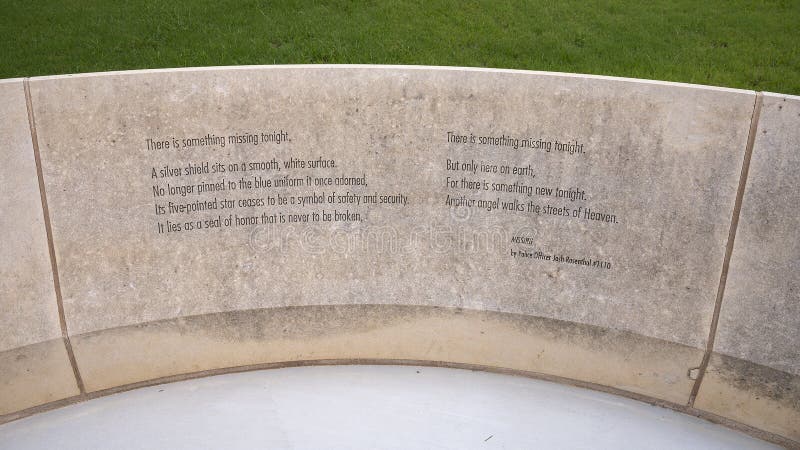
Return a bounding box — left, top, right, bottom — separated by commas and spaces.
688, 91, 763, 406
23, 78, 87, 395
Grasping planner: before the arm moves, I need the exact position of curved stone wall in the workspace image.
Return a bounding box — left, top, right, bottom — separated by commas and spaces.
0, 66, 797, 446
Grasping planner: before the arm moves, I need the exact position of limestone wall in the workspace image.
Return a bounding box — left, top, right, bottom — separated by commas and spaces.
0, 66, 796, 446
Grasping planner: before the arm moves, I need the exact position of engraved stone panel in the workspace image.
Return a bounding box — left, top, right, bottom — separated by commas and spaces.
28, 67, 755, 402
695, 93, 800, 441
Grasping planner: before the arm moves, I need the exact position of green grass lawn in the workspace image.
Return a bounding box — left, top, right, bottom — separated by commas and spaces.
2, 0, 798, 94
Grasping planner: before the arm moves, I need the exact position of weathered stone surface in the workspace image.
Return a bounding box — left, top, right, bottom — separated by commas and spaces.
697, 354, 800, 442
71, 305, 701, 403
0, 79, 61, 352
0, 339, 80, 416
695, 93, 800, 441
25, 67, 755, 405
712, 93, 800, 375
0, 80, 78, 418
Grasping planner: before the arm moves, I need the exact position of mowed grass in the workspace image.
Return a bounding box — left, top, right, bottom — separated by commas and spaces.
1, 0, 798, 94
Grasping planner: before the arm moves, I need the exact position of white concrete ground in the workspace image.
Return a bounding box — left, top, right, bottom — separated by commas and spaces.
0, 365, 778, 449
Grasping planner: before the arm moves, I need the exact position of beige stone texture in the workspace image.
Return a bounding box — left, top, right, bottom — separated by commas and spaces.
0, 79, 61, 352
0, 339, 80, 416
71, 305, 701, 404
695, 353, 800, 442
695, 93, 800, 442
0, 80, 77, 420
